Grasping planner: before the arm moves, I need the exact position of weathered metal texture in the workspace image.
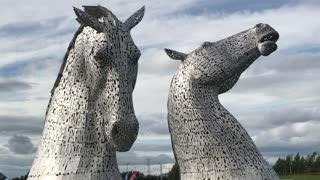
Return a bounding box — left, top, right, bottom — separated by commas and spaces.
28, 5, 144, 180
165, 23, 280, 180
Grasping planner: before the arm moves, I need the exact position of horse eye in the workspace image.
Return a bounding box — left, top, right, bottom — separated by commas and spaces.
94, 51, 110, 68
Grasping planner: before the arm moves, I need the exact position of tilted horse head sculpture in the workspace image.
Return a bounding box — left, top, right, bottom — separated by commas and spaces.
28, 5, 144, 180
165, 24, 280, 179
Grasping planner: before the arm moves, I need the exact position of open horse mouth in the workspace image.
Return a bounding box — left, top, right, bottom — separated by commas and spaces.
258, 31, 279, 56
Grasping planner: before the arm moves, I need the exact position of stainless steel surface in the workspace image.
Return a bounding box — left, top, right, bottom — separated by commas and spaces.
28, 5, 145, 180
165, 23, 280, 180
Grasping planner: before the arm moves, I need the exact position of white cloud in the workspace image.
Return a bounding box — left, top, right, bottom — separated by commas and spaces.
253, 120, 320, 151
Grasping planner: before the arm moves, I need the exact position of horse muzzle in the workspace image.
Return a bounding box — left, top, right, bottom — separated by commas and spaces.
109, 114, 139, 152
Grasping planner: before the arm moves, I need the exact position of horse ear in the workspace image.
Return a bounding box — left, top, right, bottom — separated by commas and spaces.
83, 5, 118, 26
124, 6, 145, 30
73, 7, 105, 33
164, 48, 187, 61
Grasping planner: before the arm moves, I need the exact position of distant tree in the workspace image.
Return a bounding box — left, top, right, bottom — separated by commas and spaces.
305, 152, 317, 173
273, 152, 320, 176
300, 156, 306, 172
310, 152, 319, 173
285, 154, 293, 174
0, 172, 6, 180
314, 154, 320, 169
273, 158, 286, 175
168, 162, 180, 180
11, 171, 29, 180
292, 153, 300, 173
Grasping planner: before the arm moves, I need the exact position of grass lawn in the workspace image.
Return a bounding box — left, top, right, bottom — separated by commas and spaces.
280, 174, 320, 180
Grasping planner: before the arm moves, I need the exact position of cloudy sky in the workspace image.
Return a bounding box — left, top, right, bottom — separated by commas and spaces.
0, 0, 319, 178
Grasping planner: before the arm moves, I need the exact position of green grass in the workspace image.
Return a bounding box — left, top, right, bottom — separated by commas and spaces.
280, 174, 320, 180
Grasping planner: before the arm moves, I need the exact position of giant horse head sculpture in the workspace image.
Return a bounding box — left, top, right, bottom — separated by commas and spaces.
165, 23, 279, 94
28, 5, 144, 179
165, 24, 280, 180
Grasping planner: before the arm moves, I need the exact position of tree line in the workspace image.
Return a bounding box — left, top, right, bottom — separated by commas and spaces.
167, 152, 320, 179
1, 152, 319, 179
0, 172, 27, 180
273, 152, 320, 175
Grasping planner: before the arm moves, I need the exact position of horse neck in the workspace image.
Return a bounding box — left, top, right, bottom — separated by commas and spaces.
169, 66, 221, 110
47, 29, 111, 148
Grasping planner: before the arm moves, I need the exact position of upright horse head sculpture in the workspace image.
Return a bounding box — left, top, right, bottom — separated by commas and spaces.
165, 24, 280, 180
28, 5, 144, 180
